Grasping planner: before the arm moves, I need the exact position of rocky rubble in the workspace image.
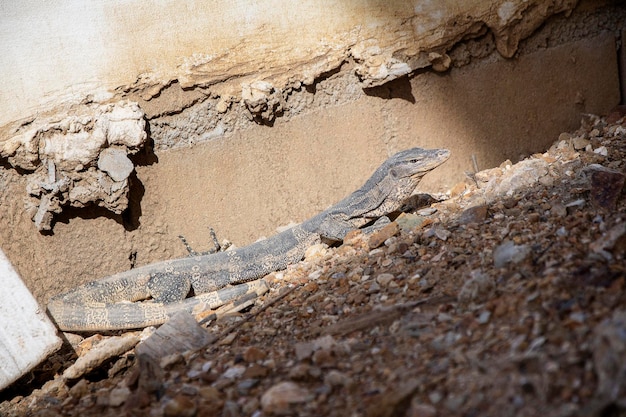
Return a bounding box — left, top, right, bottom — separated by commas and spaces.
0, 101, 147, 231
1, 111, 626, 416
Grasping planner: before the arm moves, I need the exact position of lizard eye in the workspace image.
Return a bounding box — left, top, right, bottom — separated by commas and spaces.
409, 158, 420, 163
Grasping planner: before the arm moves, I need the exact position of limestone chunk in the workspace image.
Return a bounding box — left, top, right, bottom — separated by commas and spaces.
98, 147, 135, 182
102, 102, 147, 149
242, 81, 284, 123
40, 129, 106, 171
2, 100, 147, 231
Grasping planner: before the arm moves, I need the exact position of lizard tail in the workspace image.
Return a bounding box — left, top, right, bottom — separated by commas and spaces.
47, 280, 269, 331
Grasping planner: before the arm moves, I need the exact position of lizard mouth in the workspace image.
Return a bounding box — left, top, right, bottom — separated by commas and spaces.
415, 148, 450, 174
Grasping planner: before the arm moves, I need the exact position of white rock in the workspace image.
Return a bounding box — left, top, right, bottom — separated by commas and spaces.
493, 240, 531, 268
261, 381, 311, 415
98, 147, 134, 182
108, 386, 131, 407
104, 102, 147, 149
40, 129, 106, 170
594, 146, 608, 156
376, 273, 395, 286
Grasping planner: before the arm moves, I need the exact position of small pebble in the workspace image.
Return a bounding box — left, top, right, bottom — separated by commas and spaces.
222, 365, 246, 379
493, 240, 531, 268
237, 378, 259, 395
376, 273, 394, 286
244, 346, 267, 363
477, 310, 492, 324
407, 400, 437, 417
458, 204, 488, 224
163, 395, 197, 417
417, 207, 437, 216
323, 370, 351, 388
593, 146, 608, 156
260, 382, 311, 415
428, 391, 443, 404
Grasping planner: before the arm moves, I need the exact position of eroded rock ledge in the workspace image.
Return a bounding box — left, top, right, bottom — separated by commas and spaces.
128, 0, 578, 123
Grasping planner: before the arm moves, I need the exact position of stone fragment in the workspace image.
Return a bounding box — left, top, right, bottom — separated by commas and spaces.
221, 365, 246, 379
565, 199, 585, 214
376, 273, 395, 287
198, 386, 222, 403
477, 310, 492, 324
572, 136, 590, 150
550, 202, 567, 217
294, 335, 336, 362
449, 182, 467, 197
589, 222, 626, 261
242, 80, 284, 123
294, 342, 314, 361
243, 363, 268, 379
416, 207, 437, 216
407, 399, 437, 417
243, 346, 267, 363
428, 51, 452, 72
237, 378, 260, 395
68, 378, 89, 398
103, 102, 147, 149
136, 312, 215, 362
128, 352, 165, 401
97, 147, 134, 182
304, 243, 329, 260
594, 146, 609, 156
458, 204, 488, 224
260, 381, 311, 415
424, 225, 451, 241
63, 332, 141, 379
396, 212, 427, 232
458, 270, 495, 307
366, 378, 421, 417
313, 334, 336, 351
288, 363, 315, 381
444, 393, 467, 412
368, 222, 400, 249
163, 394, 197, 417
352, 47, 412, 88
493, 240, 531, 268
592, 310, 626, 403
587, 164, 625, 210
495, 158, 549, 196
108, 386, 131, 407
323, 370, 351, 388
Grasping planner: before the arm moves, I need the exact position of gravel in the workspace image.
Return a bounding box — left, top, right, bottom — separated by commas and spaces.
2, 111, 626, 417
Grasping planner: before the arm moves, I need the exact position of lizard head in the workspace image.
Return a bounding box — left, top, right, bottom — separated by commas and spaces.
364, 147, 449, 216
387, 147, 450, 180
353, 147, 450, 219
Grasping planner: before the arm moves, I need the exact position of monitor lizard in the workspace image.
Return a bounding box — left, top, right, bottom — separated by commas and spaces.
47, 147, 450, 331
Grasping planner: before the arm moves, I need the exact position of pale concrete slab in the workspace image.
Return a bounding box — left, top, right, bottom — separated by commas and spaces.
0, 249, 61, 391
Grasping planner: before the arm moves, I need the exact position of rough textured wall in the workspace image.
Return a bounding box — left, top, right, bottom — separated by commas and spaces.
0, 0, 589, 233
1, 0, 577, 127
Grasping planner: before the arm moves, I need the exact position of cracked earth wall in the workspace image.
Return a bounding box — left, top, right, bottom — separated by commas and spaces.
0, 0, 624, 304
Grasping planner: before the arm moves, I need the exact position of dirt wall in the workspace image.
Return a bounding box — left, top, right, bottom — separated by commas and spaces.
0, 1, 623, 305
